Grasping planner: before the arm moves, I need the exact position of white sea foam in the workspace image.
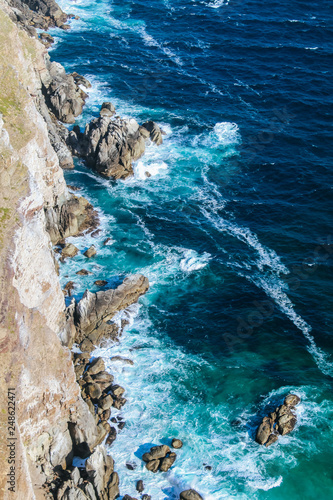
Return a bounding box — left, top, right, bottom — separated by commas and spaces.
180, 250, 211, 272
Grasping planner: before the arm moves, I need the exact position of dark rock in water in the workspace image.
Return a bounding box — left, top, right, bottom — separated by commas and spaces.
123, 496, 138, 500
85, 383, 102, 400
63, 281, 75, 296
84, 245, 97, 258
94, 280, 108, 287
76, 269, 92, 275
142, 496, 151, 500
80, 338, 94, 353
142, 445, 170, 462
141, 120, 164, 145
98, 394, 113, 411
112, 396, 127, 410
103, 237, 112, 245
255, 393, 301, 446
145, 459, 160, 473
61, 243, 79, 260
159, 452, 177, 472
106, 427, 117, 446
68, 184, 81, 191
118, 421, 126, 430
230, 419, 242, 427
87, 357, 105, 375
203, 463, 212, 470
126, 462, 137, 470
110, 384, 125, 397
136, 480, 144, 493
171, 438, 183, 449
100, 102, 116, 117
180, 489, 204, 500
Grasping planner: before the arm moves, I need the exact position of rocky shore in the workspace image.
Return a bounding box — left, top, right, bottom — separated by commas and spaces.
0, 0, 301, 499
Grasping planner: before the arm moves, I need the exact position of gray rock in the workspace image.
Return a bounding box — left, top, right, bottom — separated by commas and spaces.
100, 102, 116, 117
108, 472, 119, 500
136, 480, 144, 493
141, 120, 163, 145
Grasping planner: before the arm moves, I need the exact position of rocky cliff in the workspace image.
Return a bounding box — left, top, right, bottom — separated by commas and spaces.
0, 3, 148, 499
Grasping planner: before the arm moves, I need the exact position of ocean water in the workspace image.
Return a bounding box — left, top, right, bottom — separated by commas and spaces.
51, 0, 333, 498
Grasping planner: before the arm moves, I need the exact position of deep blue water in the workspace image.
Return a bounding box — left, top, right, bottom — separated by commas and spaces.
51, 0, 333, 498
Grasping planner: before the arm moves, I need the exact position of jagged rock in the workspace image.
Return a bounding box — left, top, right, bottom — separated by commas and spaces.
142, 496, 151, 500
80, 338, 94, 353
159, 452, 177, 472
100, 102, 116, 117
61, 243, 79, 259
108, 472, 120, 500
123, 496, 138, 500
143, 445, 170, 462
64, 281, 75, 296
141, 120, 163, 145
92, 371, 114, 390
103, 237, 112, 245
101, 409, 111, 421
172, 438, 183, 449
87, 357, 105, 375
68, 116, 146, 179
145, 459, 160, 473
112, 396, 127, 410
74, 274, 149, 343
109, 384, 125, 397
71, 72, 92, 89
126, 462, 137, 470
76, 269, 92, 275
70, 467, 81, 486
45, 195, 99, 245
85, 445, 114, 499
278, 416, 297, 436
39, 32, 54, 48
136, 480, 144, 493
180, 490, 203, 500
84, 245, 97, 258
44, 62, 89, 124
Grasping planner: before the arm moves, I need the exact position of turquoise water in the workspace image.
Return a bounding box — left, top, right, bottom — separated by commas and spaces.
51, 0, 333, 498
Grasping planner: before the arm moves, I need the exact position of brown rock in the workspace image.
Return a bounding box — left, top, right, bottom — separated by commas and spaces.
112, 397, 127, 410
94, 280, 107, 287
278, 417, 297, 436
141, 120, 164, 145
106, 427, 117, 446
108, 472, 120, 500
142, 445, 170, 462
80, 338, 94, 353
100, 102, 116, 117
63, 281, 75, 296
85, 383, 102, 400
159, 452, 177, 472
172, 438, 183, 449
84, 245, 97, 258
255, 417, 271, 445
145, 459, 160, 473
87, 357, 105, 375
180, 490, 203, 500
76, 269, 92, 275
111, 356, 134, 365
136, 480, 144, 493
98, 394, 113, 411
265, 434, 279, 447
284, 394, 301, 407
110, 384, 125, 397
61, 243, 79, 259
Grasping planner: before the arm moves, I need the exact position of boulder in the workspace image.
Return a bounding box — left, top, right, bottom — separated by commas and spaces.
265, 434, 279, 447
141, 120, 164, 145
61, 243, 79, 259
94, 280, 108, 287
159, 452, 177, 472
106, 427, 117, 446
180, 490, 203, 500
142, 445, 170, 462
108, 472, 119, 500
255, 417, 272, 445
136, 480, 144, 493
87, 357, 105, 375
85, 383, 102, 400
145, 459, 160, 473
76, 269, 92, 275
110, 384, 125, 397
86, 445, 114, 498
100, 102, 116, 117
111, 356, 134, 365
112, 397, 127, 410
84, 245, 97, 258
98, 394, 113, 411
172, 438, 183, 449
284, 394, 301, 407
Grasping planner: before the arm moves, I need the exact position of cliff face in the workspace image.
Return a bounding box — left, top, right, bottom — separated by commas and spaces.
0, 7, 96, 498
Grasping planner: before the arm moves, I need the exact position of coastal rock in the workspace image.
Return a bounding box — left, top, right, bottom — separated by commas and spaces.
142, 445, 170, 462
255, 394, 301, 446
69, 116, 146, 179
100, 102, 116, 117
108, 472, 120, 500
87, 357, 105, 375
142, 496, 151, 500
141, 120, 164, 145
180, 490, 204, 500
44, 62, 89, 124
172, 438, 183, 449
85, 445, 114, 499
111, 356, 134, 365
159, 452, 177, 472
86, 383, 102, 400
76, 269, 92, 275
84, 245, 97, 258
136, 480, 144, 493
106, 427, 117, 446
94, 279, 108, 286
145, 459, 160, 473
61, 243, 79, 259
74, 274, 149, 344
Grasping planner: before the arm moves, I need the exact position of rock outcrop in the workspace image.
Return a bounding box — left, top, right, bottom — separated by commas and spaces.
180, 490, 203, 500
142, 445, 177, 473
68, 104, 164, 180
255, 394, 301, 446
